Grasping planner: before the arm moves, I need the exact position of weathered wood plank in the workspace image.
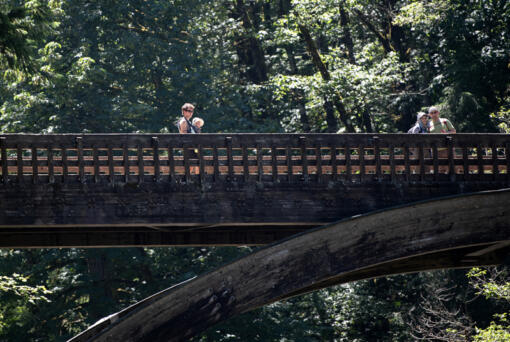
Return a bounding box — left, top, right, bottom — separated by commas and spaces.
68, 189, 510, 342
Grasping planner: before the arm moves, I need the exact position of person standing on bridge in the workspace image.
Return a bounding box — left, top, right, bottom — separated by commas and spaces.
407, 112, 430, 134
178, 103, 199, 134
428, 106, 456, 134
177, 103, 204, 175
428, 106, 456, 173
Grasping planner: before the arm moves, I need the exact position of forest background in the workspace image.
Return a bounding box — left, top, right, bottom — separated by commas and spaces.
0, 0, 509, 341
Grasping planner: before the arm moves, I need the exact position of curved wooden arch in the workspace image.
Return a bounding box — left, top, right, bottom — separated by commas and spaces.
70, 189, 510, 342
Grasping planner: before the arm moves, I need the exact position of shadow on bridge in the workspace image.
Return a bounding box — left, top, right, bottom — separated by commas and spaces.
70, 189, 510, 342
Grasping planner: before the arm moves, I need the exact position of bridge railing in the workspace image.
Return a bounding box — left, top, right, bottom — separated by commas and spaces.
0, 133, 509, 184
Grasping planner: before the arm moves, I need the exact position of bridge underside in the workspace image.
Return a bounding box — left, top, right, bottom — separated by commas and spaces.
69, 189, 510, 342
1, 181, 507, 247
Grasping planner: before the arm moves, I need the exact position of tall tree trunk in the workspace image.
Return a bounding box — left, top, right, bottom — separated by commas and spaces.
339, 1, 356, 65
286, 47, 310, 132
298, 23, 354, 132
233, 0, 268, 84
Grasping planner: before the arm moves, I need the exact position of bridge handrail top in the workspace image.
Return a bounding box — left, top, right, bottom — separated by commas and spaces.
1, 132, 509, 136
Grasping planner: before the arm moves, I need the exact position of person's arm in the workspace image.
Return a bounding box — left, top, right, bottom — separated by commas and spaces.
179, 119, 188, 133
446, 119, 456, 133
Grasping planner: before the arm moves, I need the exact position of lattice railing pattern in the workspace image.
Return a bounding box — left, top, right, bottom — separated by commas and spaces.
1, 134, 509, 184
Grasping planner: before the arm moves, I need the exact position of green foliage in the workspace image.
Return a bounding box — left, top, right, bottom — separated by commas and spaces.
468, 267, 510, 341
0, 0, 509, 340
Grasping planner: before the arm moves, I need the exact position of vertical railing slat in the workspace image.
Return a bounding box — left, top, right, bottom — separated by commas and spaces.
17, 145, 23, 183
213, 146, 219, 182
123, 144, 129, 183
419, 142, 425, 182
168, 145, 175, 182
62, 146, 68, 183
138, 144, 144, 183
389, 144, 395, 183
32, 146, 38, 184
77, 137, 84, 183
0, 137, 7, 184
287, 146, 292, 182
256, 144, 263, 182
462, 144, 469, 179
48, 145, 54, 184
300, 136, 308, 182
184, 145, 190, 183
93, 145, 99, 183
374, 137, 381, 181
404, 143, 410, 182
345, 143, 351, 182
108, 145, 114, 184
331, 144, 337, 181
242, 145, 249, 182
226, 137, 233, 180
506, 142, 510, 184
447, 136, 455, 180
492, 144, 498, 180
152, 137, 160, 182
316, 145, 322, 183
198, 145, 204, 184
272, 145, 278, 183
359, 145, 365, 183
477, 144, 484, 179
432, 143, 439, 181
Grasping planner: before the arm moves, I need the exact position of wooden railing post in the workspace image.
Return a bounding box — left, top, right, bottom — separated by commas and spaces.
447, 136, 455, 181
0, 137, 7, 184
419, 142, 425, 182
48, 145, 54, 184
404, 143, 410, 182
108, 145, 114, 184
123, 144, 129, 183
17, 145, 23, 183
477, 143, 484, 179
152, 137, 160, 182
272, 145, 278, 183
506, 142, 510, 184
93, 144, 99, 183
62, 146, 68, 183
299, 136, 308, 182
389, 144, 395, 183
168, 144, 175, 183
330, 144, 337, 181
491, 143, 498, 181
315, 145, 322, 183
76, 137, 84, 183
359, 144, 365, 183
256, 144, 262, 182
226, 137, 233, 181
345, 142, 352, 182
31, 145, 38, 184
373, 136, 381, 181
242, 144, 249, 182
138, 144, 144, 183
287, 146, 293, 182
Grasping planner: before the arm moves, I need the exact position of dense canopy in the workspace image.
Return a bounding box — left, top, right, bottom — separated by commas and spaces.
0, 0, 509, 341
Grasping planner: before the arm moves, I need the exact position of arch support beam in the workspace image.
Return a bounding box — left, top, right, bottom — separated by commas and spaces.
70, 189, 510, 342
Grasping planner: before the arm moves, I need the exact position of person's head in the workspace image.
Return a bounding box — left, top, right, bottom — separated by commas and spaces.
192, 117, 204, 128
181, 103, 195, 120
428, 106, 439, 120
417, 112, 429, 125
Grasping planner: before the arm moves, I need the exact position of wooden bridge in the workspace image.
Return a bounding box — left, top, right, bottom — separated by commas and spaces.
1, 133, 509, 247
70, 189, 510, 342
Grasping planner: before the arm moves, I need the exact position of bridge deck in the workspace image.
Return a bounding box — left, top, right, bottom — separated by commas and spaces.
1, 133, 509, 247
